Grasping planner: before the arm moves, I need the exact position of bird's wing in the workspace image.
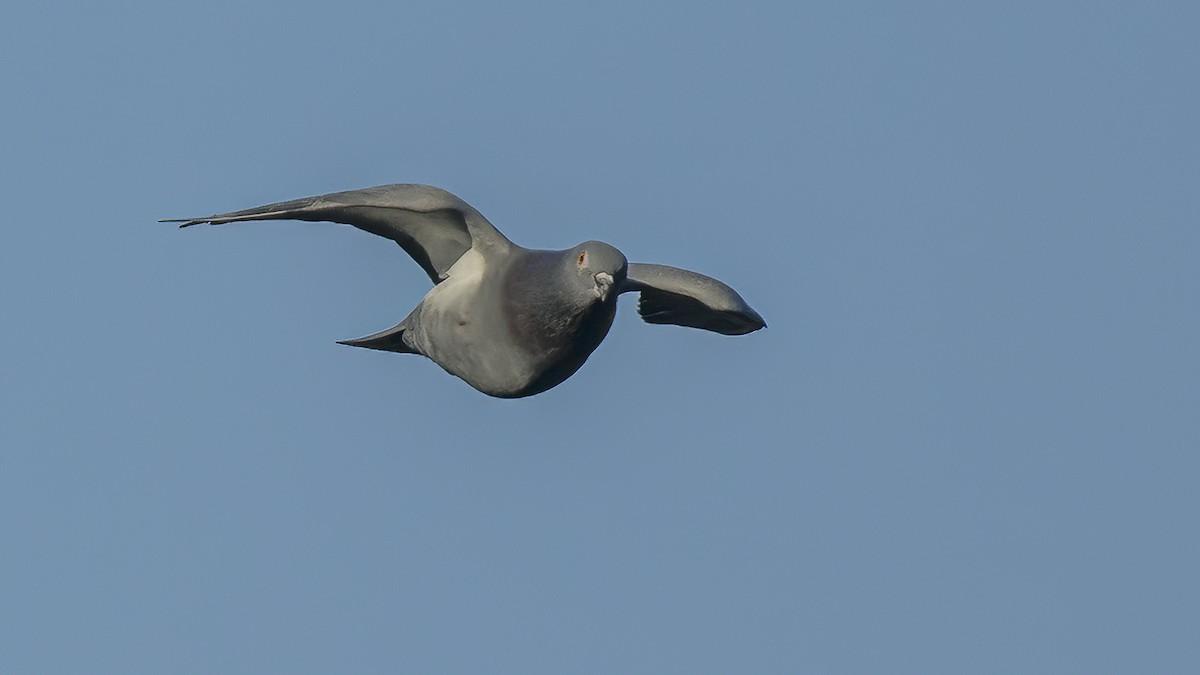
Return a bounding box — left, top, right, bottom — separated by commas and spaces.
162, 184, 511, 283
619, 263, 765, 335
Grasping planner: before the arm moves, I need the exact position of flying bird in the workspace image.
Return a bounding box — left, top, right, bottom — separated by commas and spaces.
163, 184, 765, 398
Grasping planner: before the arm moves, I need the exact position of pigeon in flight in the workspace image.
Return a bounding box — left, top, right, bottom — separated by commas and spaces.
164, 184, 765, 398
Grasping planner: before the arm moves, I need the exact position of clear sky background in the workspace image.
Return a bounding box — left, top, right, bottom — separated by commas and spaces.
2, 2, 1197, 672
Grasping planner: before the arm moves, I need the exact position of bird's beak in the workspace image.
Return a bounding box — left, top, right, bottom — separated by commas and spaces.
593, 272, 614, 301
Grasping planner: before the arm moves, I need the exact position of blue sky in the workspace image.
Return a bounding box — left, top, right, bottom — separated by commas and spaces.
2, 2, 1197, 672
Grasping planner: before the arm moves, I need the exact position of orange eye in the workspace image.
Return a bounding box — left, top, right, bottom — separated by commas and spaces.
577, 251, 587, 266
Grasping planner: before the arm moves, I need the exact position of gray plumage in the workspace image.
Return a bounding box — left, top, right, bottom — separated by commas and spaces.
163, 184, 765, 398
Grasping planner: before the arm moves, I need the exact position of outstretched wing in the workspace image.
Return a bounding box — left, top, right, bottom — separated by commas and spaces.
619, 263, 765, 336
162, 184, 511, 283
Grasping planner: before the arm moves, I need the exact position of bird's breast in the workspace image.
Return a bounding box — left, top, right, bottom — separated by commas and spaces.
502, 289, 618, 396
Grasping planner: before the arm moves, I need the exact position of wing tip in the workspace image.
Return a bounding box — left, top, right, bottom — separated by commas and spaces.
637, 292, 766, 335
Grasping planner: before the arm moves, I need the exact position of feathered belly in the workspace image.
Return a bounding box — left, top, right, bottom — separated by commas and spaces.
411, 250, 542, 396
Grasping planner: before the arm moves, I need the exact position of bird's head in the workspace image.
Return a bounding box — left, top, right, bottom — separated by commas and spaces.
569, 240, 627, 303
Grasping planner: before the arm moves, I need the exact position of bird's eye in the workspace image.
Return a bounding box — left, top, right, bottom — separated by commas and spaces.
577, 251, 587, 267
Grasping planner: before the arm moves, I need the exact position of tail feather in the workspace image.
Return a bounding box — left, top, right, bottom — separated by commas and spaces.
336, 322, 417, 354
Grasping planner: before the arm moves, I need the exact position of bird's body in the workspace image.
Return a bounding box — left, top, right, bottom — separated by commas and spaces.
399, 246, 619, 397
164, 184, 764, 398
